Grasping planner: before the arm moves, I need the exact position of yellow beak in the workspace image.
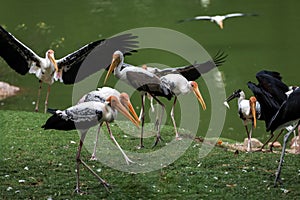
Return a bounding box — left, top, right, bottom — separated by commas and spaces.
192, 82, 206, 110
127, 100, 140, 125
104, 57, 120, 84
110, 96, 140, 128
250, 97, 257, 128
49, 55, 58, 72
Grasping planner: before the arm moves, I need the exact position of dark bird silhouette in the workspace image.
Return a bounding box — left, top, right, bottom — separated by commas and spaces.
247, 70, 289, 150
267, 88, 300, 186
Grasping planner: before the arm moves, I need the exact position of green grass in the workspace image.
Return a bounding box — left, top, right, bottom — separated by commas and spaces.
0, 110, 299, 199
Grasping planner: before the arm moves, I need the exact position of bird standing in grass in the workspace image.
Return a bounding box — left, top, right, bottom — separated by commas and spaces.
77, 87, 140, 160
42, 96, 139, 193
224, 89, 260, 152
267, 87, 300, 186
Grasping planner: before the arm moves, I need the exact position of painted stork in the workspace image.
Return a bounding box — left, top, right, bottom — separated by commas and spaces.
224, 89, 261, 152
42, 95, 139, 193
178, 13, 257, 29
77, 86, 140, 160
0, 25, 137, 113
160, 73, 207, 139
104, 50, 226, 147
267, 87, 300, 186
104, 51, 173, 148
247, 70, 289, 151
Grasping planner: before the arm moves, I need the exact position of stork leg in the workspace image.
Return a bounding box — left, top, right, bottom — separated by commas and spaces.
90, 122, 103, 161
274, 123, 299, 187
245, 124, 253, 152
269, 129, 284, 152
138, 94, 145, 149
170, 97, 181, 140
138, 94, 146, 122
75, 130, 109, 194
106, 122, 134, 164
35, 80, 42, 112
151, 95, 165, 147
44, 85, 51, 114
258, 132, 275, 151
154, 103, 159, 131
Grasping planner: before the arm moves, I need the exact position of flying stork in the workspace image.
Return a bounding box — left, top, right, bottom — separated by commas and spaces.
104, 50, 226, 147
178, 13, 257, 29
42, 96, 140, 193
224, 89, 261, 152
77, 86, 140, 160
0, 25, 137, 113
267, 87, 300, 186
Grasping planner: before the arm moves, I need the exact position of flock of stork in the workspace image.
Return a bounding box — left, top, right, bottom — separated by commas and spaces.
0, 20, 299, 193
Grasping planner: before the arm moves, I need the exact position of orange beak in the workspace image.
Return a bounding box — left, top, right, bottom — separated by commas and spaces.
104, 55, 120, 84
108, 96, 139, 128
191, 81, 206, 110
127, 100, 140, 125
250, 96, 257, 128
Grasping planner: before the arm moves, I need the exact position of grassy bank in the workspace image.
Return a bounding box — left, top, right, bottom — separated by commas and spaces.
0, 110, 299, 199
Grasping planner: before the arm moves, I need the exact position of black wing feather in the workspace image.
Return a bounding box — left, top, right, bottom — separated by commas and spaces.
126, 71, 173, 100
247, 81, 282, 129
267, 88, 300, 132
59, 34, 139, 84
42, 113, 76, 131
255, 71, 289, 105
0, 25, 41, 75
154, 51, 227, 81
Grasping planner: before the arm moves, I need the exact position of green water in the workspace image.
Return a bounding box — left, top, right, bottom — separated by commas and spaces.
0, 0, 299, 142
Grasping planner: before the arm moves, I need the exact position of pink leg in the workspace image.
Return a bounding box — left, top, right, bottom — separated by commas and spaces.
44, 85, 51, 113
170, 97, 181, 140
35, 80, 42, 112
106, 122, 134, 164
90, 122, 103, 160
74, 130, 109, 194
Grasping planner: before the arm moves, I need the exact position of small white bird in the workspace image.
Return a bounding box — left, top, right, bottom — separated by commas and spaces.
178, 13, 257, 29
224, 89, 261, 152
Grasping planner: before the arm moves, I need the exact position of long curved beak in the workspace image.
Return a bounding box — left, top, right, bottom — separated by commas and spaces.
104, 57, 119, 84
127, 100, 140, 125
115, 99, 140, 128
250, 97, 257, 128
49, 55, 58, 72
193, 86, 206, 110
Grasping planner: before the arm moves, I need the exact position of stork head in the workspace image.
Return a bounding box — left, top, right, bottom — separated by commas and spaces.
249, 96, 257, 128
46, 49, 58, 72
224, 89, 244, 108
104, 50, 124, 84
190, 81, 206, 110
119, 92, 140, 124
106, 95, 139, 128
